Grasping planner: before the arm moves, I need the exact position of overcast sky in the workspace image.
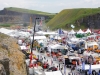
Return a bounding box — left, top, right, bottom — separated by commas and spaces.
0, 0, 100, 13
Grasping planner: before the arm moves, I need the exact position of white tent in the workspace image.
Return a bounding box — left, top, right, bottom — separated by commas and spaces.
77, 29, 84, 34
63, 30, 68, 34
43, 32, 58, 35
0, 28, 14, 35
54, 36, 61, 39
87, 42, 98, 46
30, 36, 46, 40
83, 51, 99, 57
45, 71, 53, 75
85, 28, 91, 33
18, 31, 31, 38
68, 29, 76, 34
36, 31, 58, 35
50, 44, 67, 49
20, 45, 27, 50
37, 40, 44, 44
35, 31, 45, 35
45, 71, 62, 75
70, 38, 79, 42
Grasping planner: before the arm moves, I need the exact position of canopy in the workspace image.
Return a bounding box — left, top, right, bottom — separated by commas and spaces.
36, 31, 58, 35
43, 32, 58, 35
77, 29, 84, 34
35, 31, 45, 35
54, 36, 61, 39
18, 31, 31, 37
20, 46, 27, 50
68, 29, 76, 34
87, 42, 98, 46
45, 71, 62, 75
70, 38, 79, 42
37, 40, 44, 44
50, 44, 67, 49
0, 28, 14, 35
30, 36, 46, 40
85, 28, 91, 33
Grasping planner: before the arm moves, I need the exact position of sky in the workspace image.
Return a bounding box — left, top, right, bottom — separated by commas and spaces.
0, 0, 100, 13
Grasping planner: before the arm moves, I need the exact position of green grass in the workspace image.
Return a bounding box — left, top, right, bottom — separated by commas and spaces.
46, 8, 100, 30
0, 24, 12, 27
5, 7, 55, 16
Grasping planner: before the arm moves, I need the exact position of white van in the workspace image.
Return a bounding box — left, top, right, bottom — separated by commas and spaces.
77, 64, 100, 75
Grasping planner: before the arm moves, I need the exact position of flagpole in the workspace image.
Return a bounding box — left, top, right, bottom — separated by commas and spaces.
31, 17, 40, 53
29, 17, 40, 67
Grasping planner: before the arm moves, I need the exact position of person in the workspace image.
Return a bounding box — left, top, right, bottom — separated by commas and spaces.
44, 57, 46, 60
60, 67, 64, 75
57, 66, 58, 70
71, 65, 75, 72
59, 63, 60, 70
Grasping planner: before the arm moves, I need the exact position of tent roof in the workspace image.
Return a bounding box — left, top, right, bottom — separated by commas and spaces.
20, 46, 27, 50
43, 32, 58, 35
0, 28, 14, 35
87, 42, 98, 46
45, 71, 62, 75
50, 44, 67, 49
54, 36, 61, 39
36, 31, 58, 35
70, 38, 79, 42
69, 29, 76, 34
85, 28, 91, 33
77, 29, 84, 34
36, 31, 45, 35
30, 36, 46, 40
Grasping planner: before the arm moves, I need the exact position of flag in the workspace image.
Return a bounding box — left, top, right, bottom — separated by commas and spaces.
58, 29, 64, 35
82, 61, 85, 70
88, 64, 92, 74
39, 19, 42, 26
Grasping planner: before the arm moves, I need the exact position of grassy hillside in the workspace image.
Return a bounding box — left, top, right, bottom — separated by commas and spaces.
5, 7, 55, 15
46, 8, 100, 30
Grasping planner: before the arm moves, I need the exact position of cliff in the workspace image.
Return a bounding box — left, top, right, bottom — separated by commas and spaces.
0, 33, 28, 75
0, 7, 55, 24
46, 8, 100, 30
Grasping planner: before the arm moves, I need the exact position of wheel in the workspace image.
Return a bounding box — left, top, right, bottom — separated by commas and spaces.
85, 70, 89, 75
92, 70, 96, 75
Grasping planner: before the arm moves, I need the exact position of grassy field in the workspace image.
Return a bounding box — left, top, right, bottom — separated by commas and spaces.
46, 8, 100, 30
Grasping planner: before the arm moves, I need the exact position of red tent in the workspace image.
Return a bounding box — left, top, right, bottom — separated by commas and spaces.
97, 30, 100, 34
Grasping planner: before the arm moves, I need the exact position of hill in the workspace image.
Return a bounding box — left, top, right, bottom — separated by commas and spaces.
5, 7, 54, 15
46, 8, 100, 30
0, 7, 55, 26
